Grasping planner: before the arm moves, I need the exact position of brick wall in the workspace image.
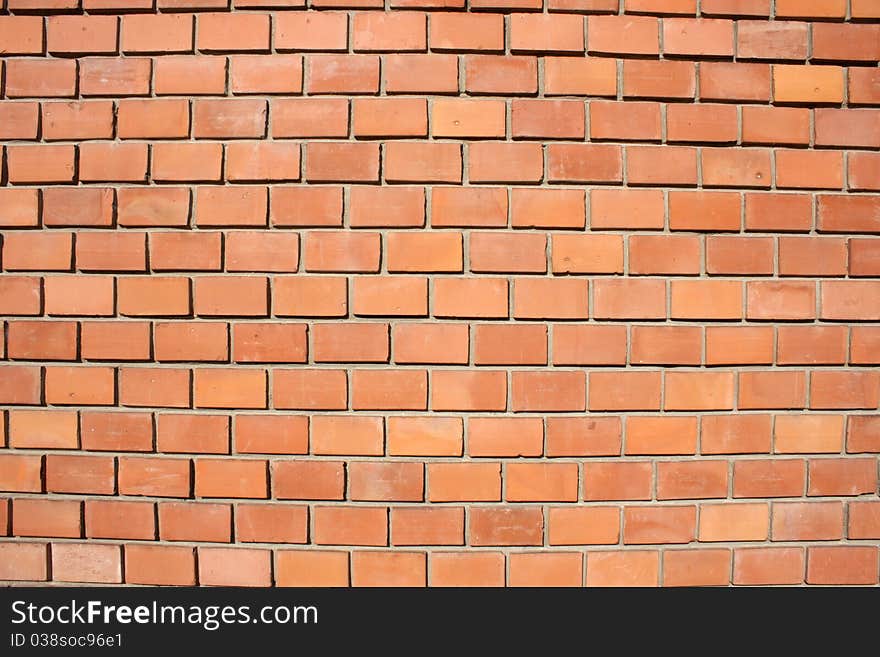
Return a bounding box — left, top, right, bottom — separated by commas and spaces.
1, 0, 879, 587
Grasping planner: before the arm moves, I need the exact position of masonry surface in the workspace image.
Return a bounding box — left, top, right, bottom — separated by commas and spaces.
0, 0, 878, 587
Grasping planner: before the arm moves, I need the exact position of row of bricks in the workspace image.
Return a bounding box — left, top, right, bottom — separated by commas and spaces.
2, 13, 879, 62
0, 0, 877, 21
2, 55, 880, 107
2, 497, 879, 545
5, 320, 880, 365
4, 231, 880, 276
1, 187, 879, 232
2, 411, 877, 455
3, 277, 880, 320
3, 92, 880, 146
3, 366, 880, 410
5, 99, 880, 149
4, 141, 880, 191
2, 451, 878, 497
2, 542, 878, 587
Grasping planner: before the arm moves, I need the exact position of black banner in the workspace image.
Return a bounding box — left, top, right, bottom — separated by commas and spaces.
0, 586, 874, 652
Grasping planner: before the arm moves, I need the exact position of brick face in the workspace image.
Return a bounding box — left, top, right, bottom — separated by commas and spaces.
0, 3, 877, 589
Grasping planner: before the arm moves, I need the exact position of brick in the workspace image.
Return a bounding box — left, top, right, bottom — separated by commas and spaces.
351, 551, 426, 587
511, 371, 586, 412
631, 326, 701, 365
275, 551, 349, 587
586, 551, 659, 587
153, 144, 222, 182
627, 416, 698, 455
511, 189, 585, 229
546, 417, 621, 457
0, 102, 39, 140
198, 13, 269, 52
314, 506, 387, 546
157, 413, 229, 455
471, 232, 546, 273
349, 462, 423, 502
194, 277, 269, 317
512, 99, 586, 140
434, 277, 508, 318
700, 62, 770, 102
474, 324, 546, 366
230, 55, 303, 94
6, 60, 77, 98
594, 279, 666, 320
45, 367, 115, 406
392, 507, 463, 546
590, 101, 661, 141
199, 548, 271, 587
663, 18, 732, 57
589, 372, 661, 411
0, 189, 39, 227
52, 544, 121, 584
733, 547, 804, 586
469, 142, 543, 183
733, 459, 805, 498
775, 0, 845, 18
47, 16, 118, 55
430, 13, 503, 52
807, 547, 878, 586
81, 322, 151, 362
583, 461, 652, 500
664, 550, 731, 587
384, 54, 458, 94
810, 371, 880, 410
392, 322, 468, 365
588, 15, 658, 55
234, 415, 306, 455
514, 278, 589, 320
0, 278, 41, 317
118, 457, 190, 498
665, 371, 735, 411
154, 55, 226, 95
432, 370, 506, 412
80, 58, 151, 97
774, 65, 844, 105
657, 460, 728, 499
466, 55, 537, 95
352, 369, 427, 410
808, 458, 877, 497
159, 502, 231, 542
8, 321, 77, 362
706, 236, 774, 275
470, 507, 543, 546
275, 12, 348, 51
776, 415, 844, 454
623, 506, 696, 545
707, 327, 775, 365
386, 416, 463, 456
272, 188, 343, 228
273, 460, 345, 500
122, 14, 193, 53
273, 369, 347, 410
0, 544, 48, 582
591, 189, 664, 230
551, 234, 623, 274
86, 500, 155, 540
629, 235, 700, 274
432, 188, 508, 227
773, 502, 844, 541
125, 545, 195, 586
354, 98, 427, 138
119, 367, 191, 409
13, 499, 80, 538
736, 20, 807, 61
699, 503, 769, 542
308, 54, 380, 94
0, 453, 43, 492
430, 552, 505, 587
